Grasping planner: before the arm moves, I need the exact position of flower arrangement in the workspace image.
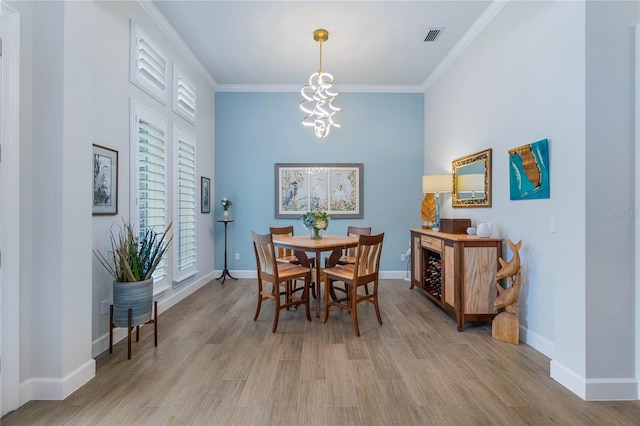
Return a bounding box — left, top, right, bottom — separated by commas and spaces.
93, 220, 173, 283
221, 197, 232, 211
302, 209, 330, 231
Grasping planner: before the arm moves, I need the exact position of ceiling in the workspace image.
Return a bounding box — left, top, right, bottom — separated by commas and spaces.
152, 0, 494, 92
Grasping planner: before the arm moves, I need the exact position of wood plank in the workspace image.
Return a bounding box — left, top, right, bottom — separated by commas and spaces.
324, 343, 358, 407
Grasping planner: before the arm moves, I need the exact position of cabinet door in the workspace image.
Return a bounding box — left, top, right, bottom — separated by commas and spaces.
463, 246, 498, 314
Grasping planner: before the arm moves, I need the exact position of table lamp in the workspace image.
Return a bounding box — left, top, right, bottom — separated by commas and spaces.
422, 174, 452, 231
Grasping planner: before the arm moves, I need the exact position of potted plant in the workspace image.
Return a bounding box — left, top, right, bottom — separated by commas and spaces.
93, 220, 173, 327
301, 209, 330, 239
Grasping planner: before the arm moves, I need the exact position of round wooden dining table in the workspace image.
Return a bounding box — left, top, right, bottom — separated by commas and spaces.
272, 234, 358, 318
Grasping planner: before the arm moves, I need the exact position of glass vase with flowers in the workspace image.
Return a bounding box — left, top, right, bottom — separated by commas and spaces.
302, 209, 330, 239
221, 197, 232, 220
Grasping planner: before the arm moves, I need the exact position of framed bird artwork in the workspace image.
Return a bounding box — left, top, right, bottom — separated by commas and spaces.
274, 163, 363, 219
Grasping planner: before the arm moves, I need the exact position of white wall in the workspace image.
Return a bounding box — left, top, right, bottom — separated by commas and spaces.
426, 0, 586, 359
584, 0, 639, 400
424, 0, 637, 400
10, 0, 217, 406
17, 0, 96, 400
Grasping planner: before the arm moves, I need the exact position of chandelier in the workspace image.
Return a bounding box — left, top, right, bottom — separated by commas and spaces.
300, 29, 342, 139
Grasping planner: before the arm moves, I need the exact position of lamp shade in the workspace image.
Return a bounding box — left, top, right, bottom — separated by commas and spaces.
457, 174, 484, 192
422, 174, 452, 194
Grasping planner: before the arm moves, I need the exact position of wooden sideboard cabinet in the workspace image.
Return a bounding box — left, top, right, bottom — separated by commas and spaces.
410, 228, 503, 331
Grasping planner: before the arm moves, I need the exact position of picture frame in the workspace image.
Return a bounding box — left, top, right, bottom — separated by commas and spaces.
275, 163, 364, 218
92, 144, 118, 215
201, 176, 211, 213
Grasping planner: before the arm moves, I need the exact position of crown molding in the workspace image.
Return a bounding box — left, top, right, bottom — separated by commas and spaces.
215, 84, 425, 93
137, 0, 218, 90
421, 0, 509, 92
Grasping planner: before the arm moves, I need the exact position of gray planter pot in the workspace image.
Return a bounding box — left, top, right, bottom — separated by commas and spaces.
112, 278, 153, 327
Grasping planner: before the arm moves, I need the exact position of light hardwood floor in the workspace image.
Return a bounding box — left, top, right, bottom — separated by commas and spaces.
4, 279, 640, 425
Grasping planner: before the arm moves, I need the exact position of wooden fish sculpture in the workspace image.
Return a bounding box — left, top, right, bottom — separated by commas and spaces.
495, 239, 522, 281
495, 272, 522, 314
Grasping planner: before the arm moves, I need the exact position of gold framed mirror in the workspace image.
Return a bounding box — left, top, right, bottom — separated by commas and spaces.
452, 148, 492, 208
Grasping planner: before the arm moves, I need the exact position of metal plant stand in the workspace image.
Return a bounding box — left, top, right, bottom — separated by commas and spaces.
217, 219, 237, 284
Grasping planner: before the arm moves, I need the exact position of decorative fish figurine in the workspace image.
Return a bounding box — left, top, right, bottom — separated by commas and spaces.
496, 240, 522, 281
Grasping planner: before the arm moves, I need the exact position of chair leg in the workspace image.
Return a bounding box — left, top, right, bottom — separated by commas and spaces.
323, 278, 331, 323
254, 281, 263, 321
304, 275, 312, 321
286, 279, 292, 310
352, 286, 360, 336
373, 282, 382, 326
272, 283, 281, 333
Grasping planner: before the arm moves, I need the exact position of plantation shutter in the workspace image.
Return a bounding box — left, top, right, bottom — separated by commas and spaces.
137, 114, 168, 282
175, 128, 197, 275
173, 64, 197, 124
130, 19, 168, 104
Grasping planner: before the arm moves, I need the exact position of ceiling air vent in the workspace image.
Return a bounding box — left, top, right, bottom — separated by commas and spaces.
424, 28, 444, 42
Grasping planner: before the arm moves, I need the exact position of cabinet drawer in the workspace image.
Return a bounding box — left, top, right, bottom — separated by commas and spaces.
421, 235, 442, 253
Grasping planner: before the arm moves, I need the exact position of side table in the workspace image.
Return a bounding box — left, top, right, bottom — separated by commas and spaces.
217, 219, 237, 284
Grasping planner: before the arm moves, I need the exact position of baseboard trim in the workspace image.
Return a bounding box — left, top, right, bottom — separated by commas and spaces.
519, 323, 554, 358
550, 360, 638, 401
585, 378, 638, 401
550, 360, 586, 399
91, 271, 216, 357
20, 359, 95, 403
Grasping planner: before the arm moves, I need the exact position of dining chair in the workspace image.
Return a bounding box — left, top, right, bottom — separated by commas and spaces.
252, 231, 312, 332
325, 226, 372, 297
270, 225, 316, 300
269, 226, 299, 264
338, 226, 372, 265
323, 233, 384, 336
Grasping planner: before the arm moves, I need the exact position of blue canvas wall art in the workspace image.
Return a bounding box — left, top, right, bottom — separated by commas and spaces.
509, 138, 549, 200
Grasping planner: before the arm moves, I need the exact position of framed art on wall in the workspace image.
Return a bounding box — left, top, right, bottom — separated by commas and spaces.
509, 138, 550, 200
275, 163, 363, 218
201, 176, 211, 213
92, 144, 118, 215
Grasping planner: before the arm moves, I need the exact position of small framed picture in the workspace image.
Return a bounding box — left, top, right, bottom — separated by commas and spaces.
93, 144, 118, 215
201, 176, 211, 213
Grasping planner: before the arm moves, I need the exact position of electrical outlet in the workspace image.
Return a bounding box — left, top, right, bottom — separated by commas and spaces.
235, 252, 240, 261
400, 253, 406, 262
101, 300, 109, 315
